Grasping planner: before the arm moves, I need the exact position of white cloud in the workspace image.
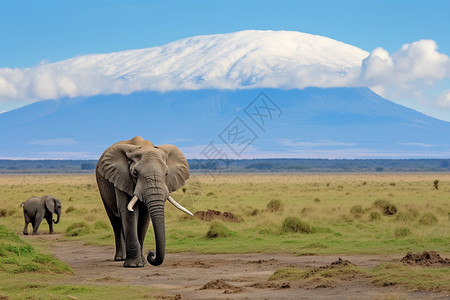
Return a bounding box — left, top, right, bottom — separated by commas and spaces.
361, 40, 450, 97
436, 90, 450, 109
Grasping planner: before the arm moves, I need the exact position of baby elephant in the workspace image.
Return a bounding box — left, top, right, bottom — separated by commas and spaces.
22, 196, 62, 235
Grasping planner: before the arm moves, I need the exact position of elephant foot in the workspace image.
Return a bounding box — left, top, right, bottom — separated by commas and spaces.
23, 232, 28, 235
32, 232, 40, 235
123, 256, 145, 268
114, 254, 126, 261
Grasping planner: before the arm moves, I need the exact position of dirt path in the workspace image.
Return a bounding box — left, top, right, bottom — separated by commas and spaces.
25, 235, 450, 300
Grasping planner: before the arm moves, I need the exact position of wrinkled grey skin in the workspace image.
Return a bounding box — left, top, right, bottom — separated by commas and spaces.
23, 196, 62, 235
96, 136, 189, 267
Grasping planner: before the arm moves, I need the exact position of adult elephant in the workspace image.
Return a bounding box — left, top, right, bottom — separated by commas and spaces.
22, 196, 62, 235
96, 136, 192, 267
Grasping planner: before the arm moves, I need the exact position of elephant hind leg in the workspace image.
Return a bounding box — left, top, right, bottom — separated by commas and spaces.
32, 211, 45, 235
23, 211, 30, 235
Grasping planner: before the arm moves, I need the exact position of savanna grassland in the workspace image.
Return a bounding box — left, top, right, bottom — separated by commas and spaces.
0, 173, 449, 299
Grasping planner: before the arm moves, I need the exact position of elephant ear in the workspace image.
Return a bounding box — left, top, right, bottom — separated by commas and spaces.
97, 144, 141, 196
44, 197, 55, 214
158, 144, 190, 193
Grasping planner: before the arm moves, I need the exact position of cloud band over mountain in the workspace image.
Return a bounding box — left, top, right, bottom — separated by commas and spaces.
1, 30, 449, 109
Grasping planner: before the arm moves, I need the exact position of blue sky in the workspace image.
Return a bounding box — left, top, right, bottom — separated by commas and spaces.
0, 0, 449, 120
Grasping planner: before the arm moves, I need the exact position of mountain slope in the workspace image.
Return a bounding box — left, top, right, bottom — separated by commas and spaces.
1, 87, 449, 159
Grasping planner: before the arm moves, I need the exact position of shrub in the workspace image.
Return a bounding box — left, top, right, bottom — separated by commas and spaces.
373, 199, 397, 215
282, 217, 312, 234
206, 222, 233, 238
65, 206, 76, 213
266, 199, 282, 212
0, 208, 7, 217
394, 227, 411, 238
65, 222, 91, 237
369, 211, 381, 221
433, 180, 439, 190
418, 213, 438, 225
350, 205, 364, 218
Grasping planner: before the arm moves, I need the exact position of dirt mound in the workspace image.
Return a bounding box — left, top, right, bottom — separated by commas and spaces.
199, 279, 244, 294
194, 210, 240, 223
401, 251, 450, 267
321, 258, 354, 269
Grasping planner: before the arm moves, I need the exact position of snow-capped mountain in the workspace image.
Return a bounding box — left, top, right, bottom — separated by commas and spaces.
1, 30, 449, 159
0, 30, 368, 102
1, 88, 450, 159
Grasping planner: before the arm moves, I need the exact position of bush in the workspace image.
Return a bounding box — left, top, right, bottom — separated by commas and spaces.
373, 199, 397, 215
282, 217, 312, 234
206, 222, 233, 238
65, 206, 76, 213
65, 222, 91, 237
394, 227, 411, 238
267, 199, 282, 212
350, 205, 364, 218
418, 213, 438, 225
369, 211, 381, 221
433, 180, 439, 190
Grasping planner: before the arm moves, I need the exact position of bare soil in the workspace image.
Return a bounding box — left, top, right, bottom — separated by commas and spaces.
24, 234, 450, 300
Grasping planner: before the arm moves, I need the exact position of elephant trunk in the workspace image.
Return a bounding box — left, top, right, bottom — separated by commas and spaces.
146, 200, 165, 266
53, 209, 61, 224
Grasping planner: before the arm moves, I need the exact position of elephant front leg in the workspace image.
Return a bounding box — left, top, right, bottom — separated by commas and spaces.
116, 191, 145, 267
121, 209, 145, 267
45, 216, 54, 234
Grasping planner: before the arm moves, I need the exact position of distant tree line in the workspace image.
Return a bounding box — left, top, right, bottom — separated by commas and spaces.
188, 158, 450, 173
0, 158, 449, 174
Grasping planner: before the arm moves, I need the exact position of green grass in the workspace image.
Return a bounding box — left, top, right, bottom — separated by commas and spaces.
269, 263, 450, 292
0, 277, 163, 300
0, 225, 163, 299
0, 173, 449, 295
1, 173, 449, 255
0, 225, 71, 274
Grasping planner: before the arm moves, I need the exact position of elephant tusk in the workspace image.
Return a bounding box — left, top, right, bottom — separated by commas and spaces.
127, 195, 140, 212
168, 196, 193, 216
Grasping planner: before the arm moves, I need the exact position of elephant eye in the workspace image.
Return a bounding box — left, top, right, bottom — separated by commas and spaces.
132, 170, 138, 177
